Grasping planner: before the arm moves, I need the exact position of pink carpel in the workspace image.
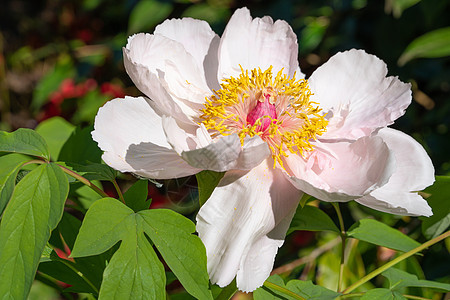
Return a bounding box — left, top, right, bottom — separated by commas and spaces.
246, 93, 277, 132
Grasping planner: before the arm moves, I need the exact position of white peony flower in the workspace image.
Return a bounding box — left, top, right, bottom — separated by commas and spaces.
92, 7, 434, 292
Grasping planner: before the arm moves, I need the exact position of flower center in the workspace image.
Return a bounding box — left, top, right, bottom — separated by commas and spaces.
246, 90, 277, 132
200, 66, 328, 168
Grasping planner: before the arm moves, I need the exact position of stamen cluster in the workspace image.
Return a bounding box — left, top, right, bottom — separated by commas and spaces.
200, 66, 328, 168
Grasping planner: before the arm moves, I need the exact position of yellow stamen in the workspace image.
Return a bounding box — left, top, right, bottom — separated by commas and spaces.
200, 66, 328, 169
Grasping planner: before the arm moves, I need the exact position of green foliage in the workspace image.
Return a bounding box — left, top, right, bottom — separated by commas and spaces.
196, 170, 224, 207
59, 126, 102, 163
66, 162, 117, 181
0, 153, 30, 214
382, 268, 450, 292
254, 275, 341, 300
35, 117, 76, 161
71, 198, 212, 300
123, 179, 151, 212
398, 27, 450, 65
360, 288, 405, 300
128, 0, 173, 34
347, 219, 420, 252
0, 128, 50, 160
421, 176, 450, 239
0, 163, 69, 298
288, 204, 340, 234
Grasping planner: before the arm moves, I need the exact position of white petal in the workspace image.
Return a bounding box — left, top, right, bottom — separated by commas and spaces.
123, 33, 211, 122
375, 128, 434, 191
154, 17, 221, 90
309, 49, 411, 139
196, 159, 302, 292
92, 97, 200, 179
162, 116, 270, 171
355, 128, 434, 216
356, 191, 432, 217
218, 7, 299, 79
286, 136, 395, 201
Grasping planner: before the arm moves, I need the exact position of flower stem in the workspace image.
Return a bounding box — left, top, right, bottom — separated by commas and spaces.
57, 164, 109, 198
112, 179, 125, 204
263, 281, 306, 300
332, 202, 346, 292
343, 230, 450, 294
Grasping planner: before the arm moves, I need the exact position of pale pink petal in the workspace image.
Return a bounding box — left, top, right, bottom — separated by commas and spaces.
356, 191, 432, 217
375, 128, 434, 190
123, 33, 212, 123
309, 49, 411, 139
162, 116, 270, 171
196, 159, 302, 292
355, 128, 434, 216
286, 136, 395, 201
218, 7, 299, 79
92, 97, 199, 179
154, 17, 221, 90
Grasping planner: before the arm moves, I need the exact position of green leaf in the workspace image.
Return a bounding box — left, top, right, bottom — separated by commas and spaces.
140, 209, 213, 300
72, 198, 165, 299
285, 280, 341, 300
32, 61, 76, 110
0, 128, 50, 160
421, 176, 450, 239
347, 219, 420, 252
65, 162, 116, 181
398, 27, 450, 66
254, 275, 286, 300
35, 117, 75, 161
72, 198, 212, 300
128, 0, 173, 34
59, 126, 102, 163
0, 163, 69, 299
382, 268, 450, 292
254, 275, 340, 300
360, 288, 406, 300
100, 232, 165, 299
0, 153, 30, 214
124, 179, 151, 212
196, 170, 224, 207
288, 205, 339, 234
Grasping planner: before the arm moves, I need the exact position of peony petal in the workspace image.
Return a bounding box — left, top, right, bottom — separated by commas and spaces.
309, 49, 411, 139
154, 17, 221, 90
355, 128, 434, 216
375, 128, 434, 191
218, 7, 299, 80
286, 136, 395, 202
92, 96, 200, 179
356, 191, 432, 217
162, 116, 270, 171
123, 33, 212, 123
196, 159, 302, 291
124, 142, 201, 179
